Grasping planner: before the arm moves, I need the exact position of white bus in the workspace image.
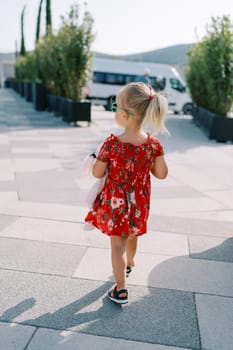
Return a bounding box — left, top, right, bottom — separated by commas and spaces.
86, 57, 193, 114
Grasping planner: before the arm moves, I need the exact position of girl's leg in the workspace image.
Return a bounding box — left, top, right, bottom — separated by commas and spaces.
126, 235, 138, 267
110, 236, 127, 293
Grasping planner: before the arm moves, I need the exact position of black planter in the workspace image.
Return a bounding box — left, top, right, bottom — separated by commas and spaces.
24, 82, 33, 102
191, 105, 233, 142
52, 96, 61, 117
4, 78, 14, 88
59, 97, 71, 119
32, 83, 47, 111
19, 81, 25, 97
62, 100, 91, 124
47, 94, 58, 113
12, 80, 20, 93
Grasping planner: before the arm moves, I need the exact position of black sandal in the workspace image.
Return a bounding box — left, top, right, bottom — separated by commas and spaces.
126, 266, 133, 277
108, 286, 128, 304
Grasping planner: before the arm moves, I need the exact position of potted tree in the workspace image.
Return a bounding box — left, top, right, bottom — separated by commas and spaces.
58, 3, 94, 124
36, 34, 66, 115
186, 16, 233, 142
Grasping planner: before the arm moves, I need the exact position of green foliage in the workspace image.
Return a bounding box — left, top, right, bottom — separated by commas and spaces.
35, 35, 66, 96
15, 2, 94, 100
15, 53, 37, 81
20, 5, 26, 56
186, 16, 233, 116
57, 3, 95, 100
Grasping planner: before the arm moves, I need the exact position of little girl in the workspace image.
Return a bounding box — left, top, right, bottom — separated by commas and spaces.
85, 82, 168, 304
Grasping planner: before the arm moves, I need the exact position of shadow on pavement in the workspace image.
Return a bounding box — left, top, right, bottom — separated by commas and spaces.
1, 238, 232, 349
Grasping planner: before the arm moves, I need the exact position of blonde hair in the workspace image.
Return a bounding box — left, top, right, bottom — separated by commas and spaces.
118, 82, 169, 134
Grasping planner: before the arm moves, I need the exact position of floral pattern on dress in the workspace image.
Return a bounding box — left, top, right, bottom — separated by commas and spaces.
85, 133, 164, 237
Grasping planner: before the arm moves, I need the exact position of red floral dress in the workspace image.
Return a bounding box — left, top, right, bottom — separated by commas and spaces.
85, 133, 164, 237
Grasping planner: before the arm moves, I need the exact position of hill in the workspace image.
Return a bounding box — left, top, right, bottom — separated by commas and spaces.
93, 43, 194, 67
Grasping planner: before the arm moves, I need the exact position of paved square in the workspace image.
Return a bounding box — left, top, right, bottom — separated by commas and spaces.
0, 88, 232, 350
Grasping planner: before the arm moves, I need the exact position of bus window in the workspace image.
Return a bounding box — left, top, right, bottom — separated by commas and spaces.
93, 72, 105, 83
169, 78, 186, 92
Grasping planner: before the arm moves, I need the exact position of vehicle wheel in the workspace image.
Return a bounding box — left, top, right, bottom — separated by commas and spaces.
105, 96, 115, 111
182, 103, 193, 115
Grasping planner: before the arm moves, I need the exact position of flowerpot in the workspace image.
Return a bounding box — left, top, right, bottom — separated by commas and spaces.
32, 82, 47, 111
63, 100, 91, 124
191, 105, 233, 142
13, 80, 20, 93
46, 94, 57, 113
4, 78, 13, 88
24, 82, 33, 102
19, 81, 25, 97
59, 97, 71, 119
53, 96, 61, 117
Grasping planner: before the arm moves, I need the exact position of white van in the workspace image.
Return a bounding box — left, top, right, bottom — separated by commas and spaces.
86, 57, 193, 114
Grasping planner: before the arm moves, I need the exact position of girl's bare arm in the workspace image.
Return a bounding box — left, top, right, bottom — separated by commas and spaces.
92, 159, 108, 178
151, 156, 168, 179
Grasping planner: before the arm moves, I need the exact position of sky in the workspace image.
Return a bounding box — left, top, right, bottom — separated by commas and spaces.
0, 0, 232, 55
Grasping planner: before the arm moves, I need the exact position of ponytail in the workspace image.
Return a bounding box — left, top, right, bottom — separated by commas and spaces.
143, 92, 169, 135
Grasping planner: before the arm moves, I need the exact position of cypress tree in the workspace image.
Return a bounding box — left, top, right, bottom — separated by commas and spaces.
20, 5, 26, 56
46, 0, 52, 35
36, 0, 44, 43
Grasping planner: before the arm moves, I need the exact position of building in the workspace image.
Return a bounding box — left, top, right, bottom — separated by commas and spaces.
0, 52, 15, 86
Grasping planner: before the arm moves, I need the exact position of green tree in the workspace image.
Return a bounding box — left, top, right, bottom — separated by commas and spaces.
46, 0, 52, 35
36, 0, 44, 43
19, 5, 26, 56
15, 53, 37, 82
186, 15, 233, 116
58, 3, 95, 100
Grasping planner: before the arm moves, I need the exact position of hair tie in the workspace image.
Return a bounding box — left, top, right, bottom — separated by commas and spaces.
149, 94, 154, 101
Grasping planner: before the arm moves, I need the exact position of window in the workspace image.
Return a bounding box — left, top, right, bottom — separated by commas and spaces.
169, 78, 186, 92
93, 71, 139, 85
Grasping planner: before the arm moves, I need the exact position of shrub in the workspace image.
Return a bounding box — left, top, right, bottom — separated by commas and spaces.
15, 53, 37, 81
35, 34, 66, 96
186, 16, 233, 116
58, 3, 95, 101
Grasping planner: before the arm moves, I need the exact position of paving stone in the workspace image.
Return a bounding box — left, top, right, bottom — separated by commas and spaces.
179, 210, 233, 223
138, 231, 189, 256
189, 235, 233, 263
0, 200, 87, 223
150, 185, 203, 200
27, 327, 193, 350
0, 270, 200, 349
196, 294, 233, 350
0, 159, 15, 180
150, 196, 225, 216
203, 189, 233, 208
0, 214, 17, 232
149, 214, 233, 238
0, 135, 9, 144
0, 237, 87, 276
0, 217, 109, 248
0, 191, 18, 200
13, 158, 61, 172
0, 321, 35, 350
15, 170, 81, 204
0, 181, 17, 191
0, 145, 11, 157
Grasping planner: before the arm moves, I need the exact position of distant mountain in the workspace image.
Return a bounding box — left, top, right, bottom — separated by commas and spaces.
93, 43, 194, 67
